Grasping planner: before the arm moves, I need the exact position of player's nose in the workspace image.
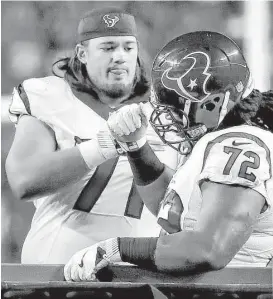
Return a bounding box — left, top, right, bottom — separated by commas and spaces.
112, 47, 126, 63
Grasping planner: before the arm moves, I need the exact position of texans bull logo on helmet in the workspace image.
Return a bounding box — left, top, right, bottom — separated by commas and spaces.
161, 51, 212, 102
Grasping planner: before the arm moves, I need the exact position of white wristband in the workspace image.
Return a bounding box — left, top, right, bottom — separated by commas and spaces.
117, 136, 147, 152
77, 135, 118, 170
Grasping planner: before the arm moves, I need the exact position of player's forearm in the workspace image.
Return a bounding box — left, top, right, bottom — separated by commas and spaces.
154, 232, 217, 272
7, 131, 119, 201
6, 147, 89, 200
135, 167, 174, 216
118, 232, 218, 273
126, 143, 174, 216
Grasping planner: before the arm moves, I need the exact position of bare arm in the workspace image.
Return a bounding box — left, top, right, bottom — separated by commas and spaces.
126, 143, 175, 217
154, 182, 265, 272
5, 115, 89, 200
136, 166, 174, 216
119, 181, 265, 273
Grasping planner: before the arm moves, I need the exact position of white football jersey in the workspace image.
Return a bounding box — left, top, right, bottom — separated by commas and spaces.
9, 76, 180, 264
157, 125, 273, 267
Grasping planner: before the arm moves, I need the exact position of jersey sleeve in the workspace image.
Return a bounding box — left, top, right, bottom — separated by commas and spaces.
198, 136, 271, 199
9, 78, 49, 125
9, 84, 31, 124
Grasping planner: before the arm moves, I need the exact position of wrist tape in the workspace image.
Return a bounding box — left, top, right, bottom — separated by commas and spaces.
77, 132, 119, 169
103, 238, 121, 262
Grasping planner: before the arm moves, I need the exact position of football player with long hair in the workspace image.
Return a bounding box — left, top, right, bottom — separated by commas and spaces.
5, 7, 179, 264
64, 31, 273, 281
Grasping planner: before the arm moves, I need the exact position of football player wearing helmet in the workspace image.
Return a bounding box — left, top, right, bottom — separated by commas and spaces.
5, 7, 180, 264
64, 31, 273, 281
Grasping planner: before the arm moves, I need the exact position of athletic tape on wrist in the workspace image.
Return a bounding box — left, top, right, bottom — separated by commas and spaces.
77, 137, 118, 169
104, 238, 121, 261
97, 130, 122, 158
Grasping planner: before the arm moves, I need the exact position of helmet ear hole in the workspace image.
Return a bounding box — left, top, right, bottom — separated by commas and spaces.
201, 102, 216, 111
205, 103, 216, 111
201, 96, 221, 111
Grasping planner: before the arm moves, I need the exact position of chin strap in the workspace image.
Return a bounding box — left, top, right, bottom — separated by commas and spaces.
218, 74, 254, 127
242, 74, 254, 99
218, 91, 230, 125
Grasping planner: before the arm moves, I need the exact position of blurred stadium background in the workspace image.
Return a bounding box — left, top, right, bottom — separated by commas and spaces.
1, 1, 273, 263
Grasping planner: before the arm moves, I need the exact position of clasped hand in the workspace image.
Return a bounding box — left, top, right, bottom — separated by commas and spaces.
107, 103, 149, 151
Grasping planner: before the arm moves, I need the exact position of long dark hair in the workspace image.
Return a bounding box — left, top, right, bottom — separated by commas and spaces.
52, 42, 150, 100
218, 89, 273, 133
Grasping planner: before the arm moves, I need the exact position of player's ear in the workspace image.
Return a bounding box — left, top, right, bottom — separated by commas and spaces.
76, 44, 87, 64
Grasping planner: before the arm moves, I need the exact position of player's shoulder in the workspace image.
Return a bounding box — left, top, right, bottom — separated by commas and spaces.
9, 76, 74, 124
197, 125, 272, 197
198, 125, 273, 150
22, 76, 69, 96
18, 75, 74, 109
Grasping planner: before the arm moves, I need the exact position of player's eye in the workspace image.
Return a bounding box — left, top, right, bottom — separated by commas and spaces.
102, 46, 115, 52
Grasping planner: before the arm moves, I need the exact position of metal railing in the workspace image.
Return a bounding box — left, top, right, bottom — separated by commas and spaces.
2, 264, 272, 299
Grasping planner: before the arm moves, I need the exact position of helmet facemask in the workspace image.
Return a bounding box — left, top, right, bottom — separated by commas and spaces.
149, 87, 236, 155
149, 91, 208, 155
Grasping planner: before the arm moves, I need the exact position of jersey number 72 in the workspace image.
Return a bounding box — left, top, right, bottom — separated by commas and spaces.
223, 146, 260, 182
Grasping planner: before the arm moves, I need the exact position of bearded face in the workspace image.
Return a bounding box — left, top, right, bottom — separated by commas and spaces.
84, 36, 138, 100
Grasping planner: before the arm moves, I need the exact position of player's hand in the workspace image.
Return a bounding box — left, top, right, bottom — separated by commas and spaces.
107, 103, 149, 152
64, 238, 121, 282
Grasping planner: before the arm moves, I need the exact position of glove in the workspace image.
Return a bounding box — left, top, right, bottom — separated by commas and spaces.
107, 103, 149, 152
64, 238, 121, 282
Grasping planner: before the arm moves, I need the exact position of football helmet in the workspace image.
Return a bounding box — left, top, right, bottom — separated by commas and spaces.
150, 31, 253, 154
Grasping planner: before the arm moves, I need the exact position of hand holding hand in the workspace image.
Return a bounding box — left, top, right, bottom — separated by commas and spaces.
107, 103, 149, 152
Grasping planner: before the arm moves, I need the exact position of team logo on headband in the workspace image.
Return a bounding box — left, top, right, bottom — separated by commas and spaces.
103, 14, 120, 27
